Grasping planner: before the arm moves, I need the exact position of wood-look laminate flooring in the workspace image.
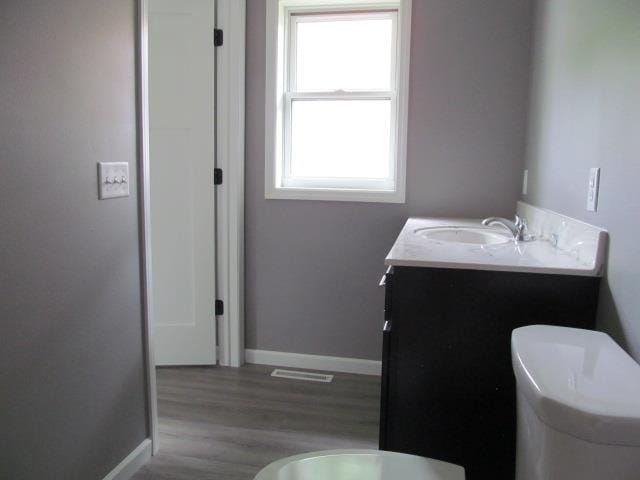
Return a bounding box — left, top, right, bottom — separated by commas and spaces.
132, 364, 381, 480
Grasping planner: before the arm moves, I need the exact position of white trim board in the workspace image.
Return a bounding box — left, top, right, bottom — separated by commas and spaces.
102, 439, 152, 480
216, 0, 246, 367
137, 0, 159, 454
245, 349, 381, 376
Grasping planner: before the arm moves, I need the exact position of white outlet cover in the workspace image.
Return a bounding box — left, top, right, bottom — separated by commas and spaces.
98, 162, 130, 199
586, 167, 600, 212
522, 169, 529, 195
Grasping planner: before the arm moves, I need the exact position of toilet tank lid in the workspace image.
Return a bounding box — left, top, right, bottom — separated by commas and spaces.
512, 325, 640, 446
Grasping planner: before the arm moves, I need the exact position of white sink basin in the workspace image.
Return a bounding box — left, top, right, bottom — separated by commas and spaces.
414, 226, 512, 246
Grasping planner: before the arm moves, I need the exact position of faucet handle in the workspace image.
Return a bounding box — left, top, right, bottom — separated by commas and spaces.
515, 217, 533, 242
514, 215, 523, 227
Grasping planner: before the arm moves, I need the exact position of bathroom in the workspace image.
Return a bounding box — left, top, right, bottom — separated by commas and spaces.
1, 0, 639, 479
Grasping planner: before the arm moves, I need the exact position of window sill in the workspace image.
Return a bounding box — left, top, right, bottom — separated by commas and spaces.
265, 186, 406, 204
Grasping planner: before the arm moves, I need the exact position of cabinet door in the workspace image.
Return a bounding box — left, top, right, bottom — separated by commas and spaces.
379, 319, 392, 449
383, 266, 600, 480
378, 267, 393, 449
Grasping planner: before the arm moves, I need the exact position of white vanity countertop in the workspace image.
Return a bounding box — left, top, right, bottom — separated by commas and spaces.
385, 216, 607, 277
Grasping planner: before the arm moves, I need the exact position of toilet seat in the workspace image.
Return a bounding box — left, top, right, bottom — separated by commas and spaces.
254, 449, 465, 480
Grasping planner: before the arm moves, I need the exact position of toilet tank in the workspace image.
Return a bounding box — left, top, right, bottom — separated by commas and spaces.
511, 325, 640, 480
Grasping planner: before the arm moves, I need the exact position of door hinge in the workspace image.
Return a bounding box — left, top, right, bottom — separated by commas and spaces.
214, 168, 223, 185
215, 299, 224, 316
214, 28, 223, 47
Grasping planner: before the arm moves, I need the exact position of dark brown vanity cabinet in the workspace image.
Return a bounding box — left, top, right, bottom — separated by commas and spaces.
378, 266, 600, 480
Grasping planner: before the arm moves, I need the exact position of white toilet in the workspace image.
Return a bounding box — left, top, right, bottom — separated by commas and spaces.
254, 450, 465, 480
512, 325, 640, 480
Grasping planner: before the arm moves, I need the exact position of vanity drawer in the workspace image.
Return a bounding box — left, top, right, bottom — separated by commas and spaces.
379, 266, 394, 320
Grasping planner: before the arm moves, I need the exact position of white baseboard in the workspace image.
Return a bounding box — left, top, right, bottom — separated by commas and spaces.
245, 349, 381, 376
102, 438, 152, 480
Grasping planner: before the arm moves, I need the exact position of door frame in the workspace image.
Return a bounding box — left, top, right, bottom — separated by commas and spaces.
136, 0, 246, 453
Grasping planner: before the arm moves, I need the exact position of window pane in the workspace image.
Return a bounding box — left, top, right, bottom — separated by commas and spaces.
290, 99, 392, 179
295, 15, 394, 91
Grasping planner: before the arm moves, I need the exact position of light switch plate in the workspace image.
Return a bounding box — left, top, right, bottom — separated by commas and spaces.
98, 162, 130, 199
586, 167, 600, 212
522, 169, 528, 195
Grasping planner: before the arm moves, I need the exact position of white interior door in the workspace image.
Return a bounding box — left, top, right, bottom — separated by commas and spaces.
148, 0, 216, 365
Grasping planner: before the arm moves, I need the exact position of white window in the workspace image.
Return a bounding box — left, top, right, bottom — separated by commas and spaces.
265, 0, 412, 203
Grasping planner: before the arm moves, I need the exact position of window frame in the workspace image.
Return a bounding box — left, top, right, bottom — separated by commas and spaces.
265, 0, 412, 203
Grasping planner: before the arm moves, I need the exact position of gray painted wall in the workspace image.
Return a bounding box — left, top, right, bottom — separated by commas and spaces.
246, 0, 535, 359
525, 0, 640, 359
0, 1, 148, 479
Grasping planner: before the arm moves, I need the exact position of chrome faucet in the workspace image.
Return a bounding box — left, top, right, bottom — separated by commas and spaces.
481, 215, 529, 242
